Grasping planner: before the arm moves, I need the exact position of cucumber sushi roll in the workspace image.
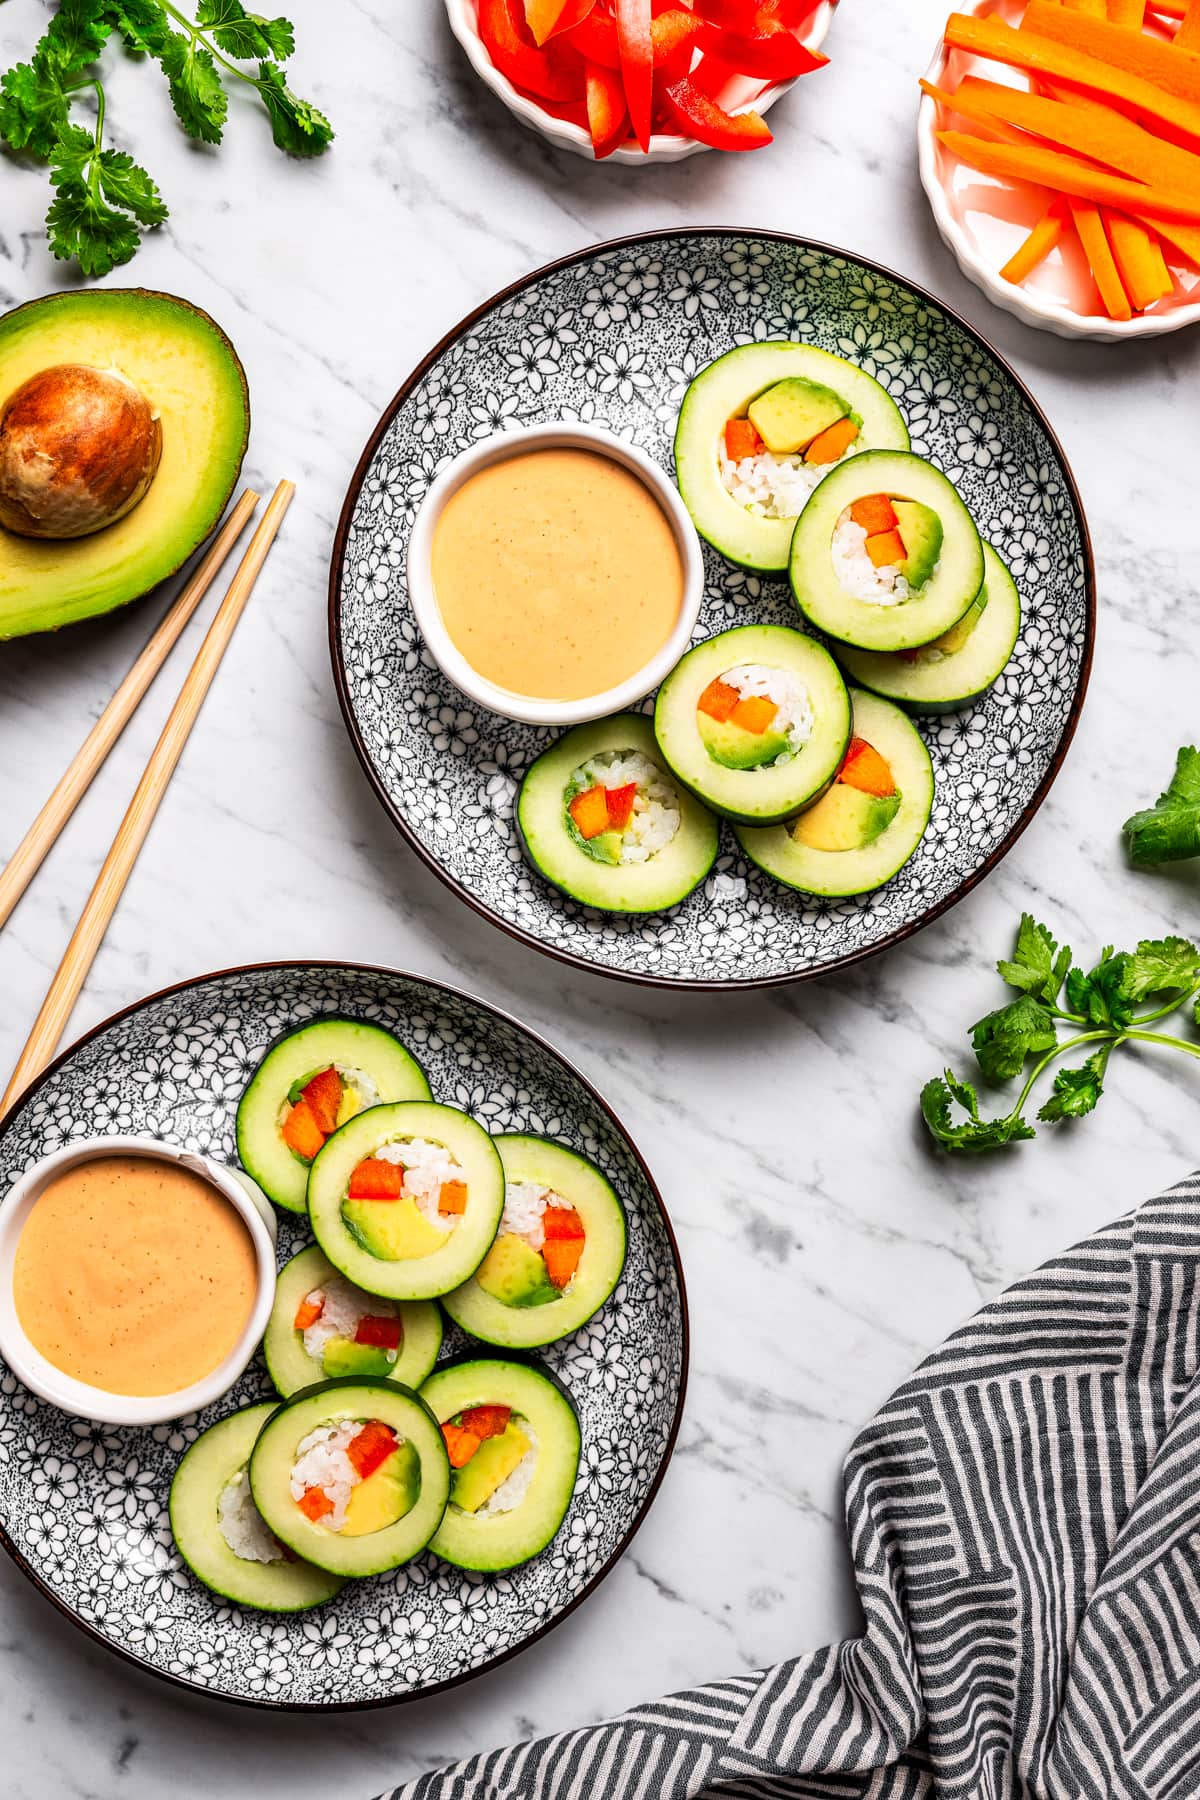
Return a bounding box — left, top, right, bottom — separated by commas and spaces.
264, 1244, 443, 1397
307, 1101, 504, 1301
735, 689, 934, 898
442, 1136, 626, 1349
674, 342, 909, 573
169, 1402, 344, 1612
517, 714, 718, 913
836, 543, 1021, 713
653, 624, 851, 826
788, 451, 985, 654
237, 1017, 431, 1214
248, 1377, 450, 1577
422, 1360, 580, 1572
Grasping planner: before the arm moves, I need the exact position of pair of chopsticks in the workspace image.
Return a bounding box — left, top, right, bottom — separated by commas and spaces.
0, 478, 296, 1123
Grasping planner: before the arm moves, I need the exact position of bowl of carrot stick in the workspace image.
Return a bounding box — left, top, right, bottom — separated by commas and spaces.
917, 0, 1200, 340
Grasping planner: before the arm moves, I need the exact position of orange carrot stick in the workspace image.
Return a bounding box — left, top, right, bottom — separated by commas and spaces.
936, 129, 1200, 221
1107, 0, 1144, 18
1000, 199, 1069, 282
1149, 214, 1200, 263
1070, 199, 1135, 314
1179, 0, 1200, 44
1104, 210, 1175, 301
944, 74, 1200, 188
1067, 0, 1108, 16
1023, 0, 1200, 106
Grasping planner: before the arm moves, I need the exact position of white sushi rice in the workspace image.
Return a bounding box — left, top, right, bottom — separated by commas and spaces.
290, 1420, 368, 1532
831, 513, 940, 607
719, 440, 859, 521
300, 1277, 400, 1364
218, 1468, 285, 1564
499, 1180, 567, 1253
716, 663, 813, 760
372, 1137, 466, 1231
476, 1422, 539, 1519
570, 749, 681, 867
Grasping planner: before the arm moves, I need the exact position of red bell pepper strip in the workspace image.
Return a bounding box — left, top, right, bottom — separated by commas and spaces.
301, 1066, 342, 1135
604, 782, 638, 831
347, 1156, 406, 1200
616, 0, 655, 150
690, 49, 738, 96
586, 60, 629, 154
479, 0, 585, 100
543, 1203, 586, 1241
652, 8, 703, 81
561, 6, 620, 65
347, 1420, 399, 1479
662, 75, 772, 146
524, 0, 571, 43
354, 1314, 404, 1350
460, 1404, 513, 1439
545, 0, 599, 36
696, 15, 827, 78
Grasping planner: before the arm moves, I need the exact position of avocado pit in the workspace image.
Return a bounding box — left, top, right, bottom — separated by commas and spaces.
0, 362, 162, 540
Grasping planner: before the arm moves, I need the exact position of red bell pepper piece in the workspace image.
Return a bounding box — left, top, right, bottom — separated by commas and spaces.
347, 1156, 406, 1200
586, 60, 629, 155
298, 1487, 333, 1523
662, 74, 772, 146
460, 1404, 513, 1439
280, 1097, 325, 1161
544, 0, 598, 37
347, 1420, 399, 1479
543, 1203, 586, 1241
698, 677, 741, 722
652, 7, 703, 82
294, 1294, 324, 1331
355, 1314, 404, 1351
689, 49, 737, 96
479, 0, 585, 100
616, 0, 655, 150
301, 1066, 343, 1135
523, 0, 571, 44
695, 0, 820, 23
605, 782, 638, 830
696, 15, 826, 79
569, 784, 611, 839
442, 1422, 482, 1467
561, 7, 620, 65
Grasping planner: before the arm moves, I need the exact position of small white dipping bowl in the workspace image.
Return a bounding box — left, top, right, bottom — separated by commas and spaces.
0, 1136, 278, 1428
407, 422, 705, 727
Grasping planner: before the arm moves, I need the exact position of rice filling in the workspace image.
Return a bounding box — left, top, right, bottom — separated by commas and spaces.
300, 1276, 400, 1362
831, 513, 939, 607
719, 440, 860, 521
566, 748, 682, 867
218, 1468, 285, 1565
370, 1137, 468, 1232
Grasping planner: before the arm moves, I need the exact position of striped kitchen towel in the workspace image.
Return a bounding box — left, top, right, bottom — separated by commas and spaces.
382, 1172, 1200, 1800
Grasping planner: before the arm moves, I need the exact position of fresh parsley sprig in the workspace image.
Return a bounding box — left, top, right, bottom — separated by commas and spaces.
921, 915, 1200, 1154
1123, 746, 1200, 869
0, 0, 332, 277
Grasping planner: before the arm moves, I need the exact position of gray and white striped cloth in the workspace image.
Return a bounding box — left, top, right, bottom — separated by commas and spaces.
382, 1173, 1200, 1800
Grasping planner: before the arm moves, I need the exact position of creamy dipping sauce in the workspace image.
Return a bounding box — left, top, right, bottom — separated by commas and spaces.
430, 448, 684, 701
12, 1156, 258, 1396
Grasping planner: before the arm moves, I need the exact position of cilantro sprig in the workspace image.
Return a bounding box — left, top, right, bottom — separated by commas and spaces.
0, 0, 331, 276
922, 915, 1200, 1154
1123, 747, 1200, 869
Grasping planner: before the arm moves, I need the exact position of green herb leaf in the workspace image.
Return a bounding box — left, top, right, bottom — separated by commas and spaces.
94, 147, 168, 225
196, 0, 295, 60
971, 994, 1058, 1081
45, 177, 140, 276
253, 59, 332, 155
1037, 1050, 1107, 1122
158, 31, 228, 141
1123, 747, 1200, 868
1122, 936, 1200, 1005
45, 117, 97, 184
921, 1071, 1036, 1153
0, 55, 76, 157
997, 912, 1073, 1005
103, 0, 175, 56
42, 0, 112, 75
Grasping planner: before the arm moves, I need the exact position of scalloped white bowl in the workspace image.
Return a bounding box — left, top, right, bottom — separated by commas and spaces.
917, 0, 1200, 342
444, 0, 835, 164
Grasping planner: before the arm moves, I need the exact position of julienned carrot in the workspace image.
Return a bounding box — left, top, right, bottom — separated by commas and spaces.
945, 74, 1200, 187
999, 199, 1068, 282
1023, 0, 1200, 105
921, 79, 1031, 142
1179, 0, 1200, 44
1107, 0, 1144, 19
1070, 198, 1135, 314
1104, 210, 1174, 303
1149, 213, 1200, 263
936, 128, 1200, 220
1066, 0, 1107, 15
942, 14, 1200, 149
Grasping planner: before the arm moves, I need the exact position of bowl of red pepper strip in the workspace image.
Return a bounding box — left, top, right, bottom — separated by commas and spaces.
445, 0, 836, 163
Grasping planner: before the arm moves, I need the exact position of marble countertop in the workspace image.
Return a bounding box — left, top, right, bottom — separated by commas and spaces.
2, 0, 1199, 1793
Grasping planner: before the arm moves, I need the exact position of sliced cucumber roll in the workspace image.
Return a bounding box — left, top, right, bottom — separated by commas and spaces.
653, 624, 851, 826
169, 1402, 344, 1612
307, 1101, 503, 1301
422, 1360, 580, 1573
248, 1378, 450, 1577
517, 713, 718, 913
674, 343, 909, 573
788, 451, 984, 653
237, 1017, 431, 1214
735, 689, 933, 897
836, 543, 1020, 712
264, 1244, 443, 1398
442, 1136, 626, 1349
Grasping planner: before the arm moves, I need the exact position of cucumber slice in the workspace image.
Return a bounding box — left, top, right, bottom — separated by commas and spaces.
674, 342, 909, 573
307, 1102, 504, 1300
263, 1244, 443, 1397
169, 1403, 344, 1612
442, 1136, 626, 1349
236, 1018, 431, 1214
421, 1360, 580, 1572
653, 624, 851, 825
517, 714, 718, 913
788, 451, 985, 653
248, 1378, 450, 1577
836, 543, 1021, 712
735, 689, 933, 897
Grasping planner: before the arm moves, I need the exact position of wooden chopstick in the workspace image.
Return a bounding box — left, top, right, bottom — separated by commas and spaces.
0, 478, 295, 1123
0, 489, 261, 934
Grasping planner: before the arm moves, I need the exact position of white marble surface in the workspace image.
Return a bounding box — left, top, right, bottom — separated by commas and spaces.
1, 0, 1199, 1793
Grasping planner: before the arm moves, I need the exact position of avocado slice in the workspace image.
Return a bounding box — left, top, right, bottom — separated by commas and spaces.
747, 378, 848, 455
0, 289, 249, 639
341, 1442, 421, 1538
321, 1336, 396, 1380
475, 1233, 559, 1309
697, 713, 791, 772
451, 1423, 533, 1515
892, 500, 943, 590
792, 784, 900, 852
343, 1194, 448, 1263
925, 588, 987, 656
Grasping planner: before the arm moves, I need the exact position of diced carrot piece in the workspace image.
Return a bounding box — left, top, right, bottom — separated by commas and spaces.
348, 1157, 406, 1200
1104, 211, 1173, 306
293, 1294, 324, 1331
697, 677, 740, 722
301, 1065, 343, 1135
605, 782, 638, 831
729, 694, 779, 735
568, 784, 611, 840
1000, 200, 1068, 285
865, 528, 907, 569
355, 1314, 404, 1350
839, 737, 897, 798
724, 416, 765, 460
543, 1203, 586, 1241
804, 416, 859, 465
544, 1237, 585, 1289
298, 1487, 334, 1523
460, 1404, 512, 1440
347, 1420, 398, 1479
1071, 200, 1134, 318
439, 1179, 468, 1215
442, 1422, 482, 1468
281, 1097, 325, 1161
849, 493, 898, 535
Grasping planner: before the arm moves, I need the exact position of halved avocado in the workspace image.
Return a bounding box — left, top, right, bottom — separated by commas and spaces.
0, 289, 249, 639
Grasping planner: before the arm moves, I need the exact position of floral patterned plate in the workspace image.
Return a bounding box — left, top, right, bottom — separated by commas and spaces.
0, 963, 686, 1710
330, 230, 1094, 989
